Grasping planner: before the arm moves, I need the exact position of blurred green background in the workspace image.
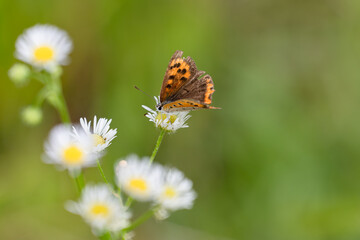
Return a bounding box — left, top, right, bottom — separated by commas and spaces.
1, 0, 360, 239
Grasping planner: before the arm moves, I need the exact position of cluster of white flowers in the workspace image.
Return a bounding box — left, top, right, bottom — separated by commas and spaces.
43, 117, 196, 234
64, 154, 196, 235
115, 154, 196, 218
142, 96, 191, 133
11, 24, 199, 239
43, 116, 116, 176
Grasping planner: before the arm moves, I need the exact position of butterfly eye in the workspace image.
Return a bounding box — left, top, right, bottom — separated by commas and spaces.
158, 106, 162, 111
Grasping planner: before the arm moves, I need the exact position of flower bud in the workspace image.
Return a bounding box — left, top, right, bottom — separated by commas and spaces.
21, 106, 43, 125
8, 63, 31, 86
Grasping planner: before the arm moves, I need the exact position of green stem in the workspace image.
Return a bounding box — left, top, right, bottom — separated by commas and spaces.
97, 160, 110, 185
112, 188, 123, 205
56, 89, 71, 123
122, 208, 156, 233
74, 172, 85, 193
98, 232, 113, 240
149, 129, 166, 163
125, 197, 133, 208
118, 189, 123, 205
48, 73, 71, 123
31, 71, 46, 84
97, 160, 121, 206
34, 87, 49, 107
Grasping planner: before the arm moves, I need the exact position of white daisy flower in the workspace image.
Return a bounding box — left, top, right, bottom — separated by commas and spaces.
156, 168, 196, 212
115, 154, 162, 202
15, 24, 73, 71
43, 124, 97, 176
65, 184, 131, 234
142, 96, 191, 132
73, 116, 117, 153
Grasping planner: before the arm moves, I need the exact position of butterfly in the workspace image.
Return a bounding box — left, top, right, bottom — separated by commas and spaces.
156, 50, 220, 112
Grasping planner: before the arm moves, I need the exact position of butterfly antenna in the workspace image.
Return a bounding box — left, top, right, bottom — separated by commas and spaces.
134, 85, 153, 99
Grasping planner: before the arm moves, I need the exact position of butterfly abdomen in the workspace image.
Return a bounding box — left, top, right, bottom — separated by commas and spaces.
159, 99, 213, 112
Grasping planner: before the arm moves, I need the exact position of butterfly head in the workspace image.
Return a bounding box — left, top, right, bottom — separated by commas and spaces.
156, 101, 183, 112
156, 103, 163, 111
153, 95, 163, 111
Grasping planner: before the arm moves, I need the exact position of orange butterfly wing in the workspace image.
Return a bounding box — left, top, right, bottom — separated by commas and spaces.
161, 75, 219, 112
160, 50, 203, 102
158, 50, 219, 112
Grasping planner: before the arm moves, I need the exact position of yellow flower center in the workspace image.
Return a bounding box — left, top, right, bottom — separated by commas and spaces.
90, 204, 109, 217
92, 134, 106, 146
129, 178, 148, 192
63, 145, 84, 164
156, 113, 177, 124
164, 187, 177, 199
34, 46, 54, 62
